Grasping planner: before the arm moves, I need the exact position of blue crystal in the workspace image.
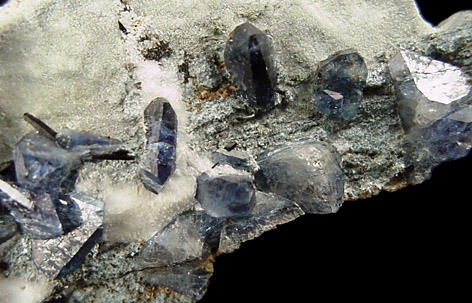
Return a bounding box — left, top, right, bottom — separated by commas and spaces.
0, 182, 63, 239
407, 106, 472, 162
196, 173, 256, 218
56, 129, 123, 155
12, 131, 82, 196
224, 22, 277, 112
255, 140, 344, 214
140, 98, 177, 194
312, 49, 367, 120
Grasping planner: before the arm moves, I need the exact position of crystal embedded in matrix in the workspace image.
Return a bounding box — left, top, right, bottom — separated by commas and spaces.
388, 50, 472, 132
255, 140, 345, 214
389, 51, 472, 164
312, 49, 368, 121
224, 22, 277, 112
140, 97, 178, 194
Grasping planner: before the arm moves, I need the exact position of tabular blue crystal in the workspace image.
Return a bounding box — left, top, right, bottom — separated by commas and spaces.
140, 98, 177, 194
196, 173, 256, 218
224, 22, 277, 112
255, 140, 344, 214
312, 49, 367, 121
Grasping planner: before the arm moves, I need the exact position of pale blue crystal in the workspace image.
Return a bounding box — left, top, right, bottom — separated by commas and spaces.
140, 98, 177, 194
312, 49, 367, 120
255, 140, 344, 214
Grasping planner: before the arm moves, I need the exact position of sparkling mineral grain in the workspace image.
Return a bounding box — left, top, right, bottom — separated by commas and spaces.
196, 173, 256, 218
224, 22, 277, 112
255, 140, 344, 214
31, 192, 104, 278
312, 49, 368, 121
140, 97, 178, 194
388, 50, 472, 132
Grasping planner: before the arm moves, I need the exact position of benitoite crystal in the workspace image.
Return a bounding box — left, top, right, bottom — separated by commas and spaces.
196, 172, 256, 218
255, 140, 344, 214
140, 98, 178, 194
31, 192, 104, 278
312, 49, 368, 121
389, 51, 472, 166
224, 22, 277, 112
388, 50, 472, 131
0, 180, 63, 239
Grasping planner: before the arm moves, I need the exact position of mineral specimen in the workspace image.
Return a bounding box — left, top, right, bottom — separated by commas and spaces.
31, 192, 104, 278
140, 98, 178, 194
388, 50, 472, 132
255, 140, 344, 214
312, 49, 368, 121
224, 22, 277, 112
196, 172, 256, 218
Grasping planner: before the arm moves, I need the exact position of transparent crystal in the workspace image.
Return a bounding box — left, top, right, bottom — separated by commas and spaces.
255, 140, 344, 214
388, 50, 472, 131
312, 49, 368, 120
224, 22, 277, 112
140, 98, 178, 194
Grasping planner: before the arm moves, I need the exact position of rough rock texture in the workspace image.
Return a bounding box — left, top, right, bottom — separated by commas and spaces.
1, 0, 471, 302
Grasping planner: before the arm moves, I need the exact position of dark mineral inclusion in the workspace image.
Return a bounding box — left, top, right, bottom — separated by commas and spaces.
224, 22, 277, 112
140, 97, 178, 194
312, 49, 368, 121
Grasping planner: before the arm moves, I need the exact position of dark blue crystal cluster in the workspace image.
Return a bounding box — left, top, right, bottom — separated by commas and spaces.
312, 49, 368, 121
0, 114, 120, 277
140, 97, 177, 194
224, 22, 277, 112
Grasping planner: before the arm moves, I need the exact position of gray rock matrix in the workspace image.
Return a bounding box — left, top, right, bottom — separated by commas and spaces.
1, 0, 471, 302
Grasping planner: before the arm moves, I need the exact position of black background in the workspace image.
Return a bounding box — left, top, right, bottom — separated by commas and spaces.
201, 2, 471, 302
